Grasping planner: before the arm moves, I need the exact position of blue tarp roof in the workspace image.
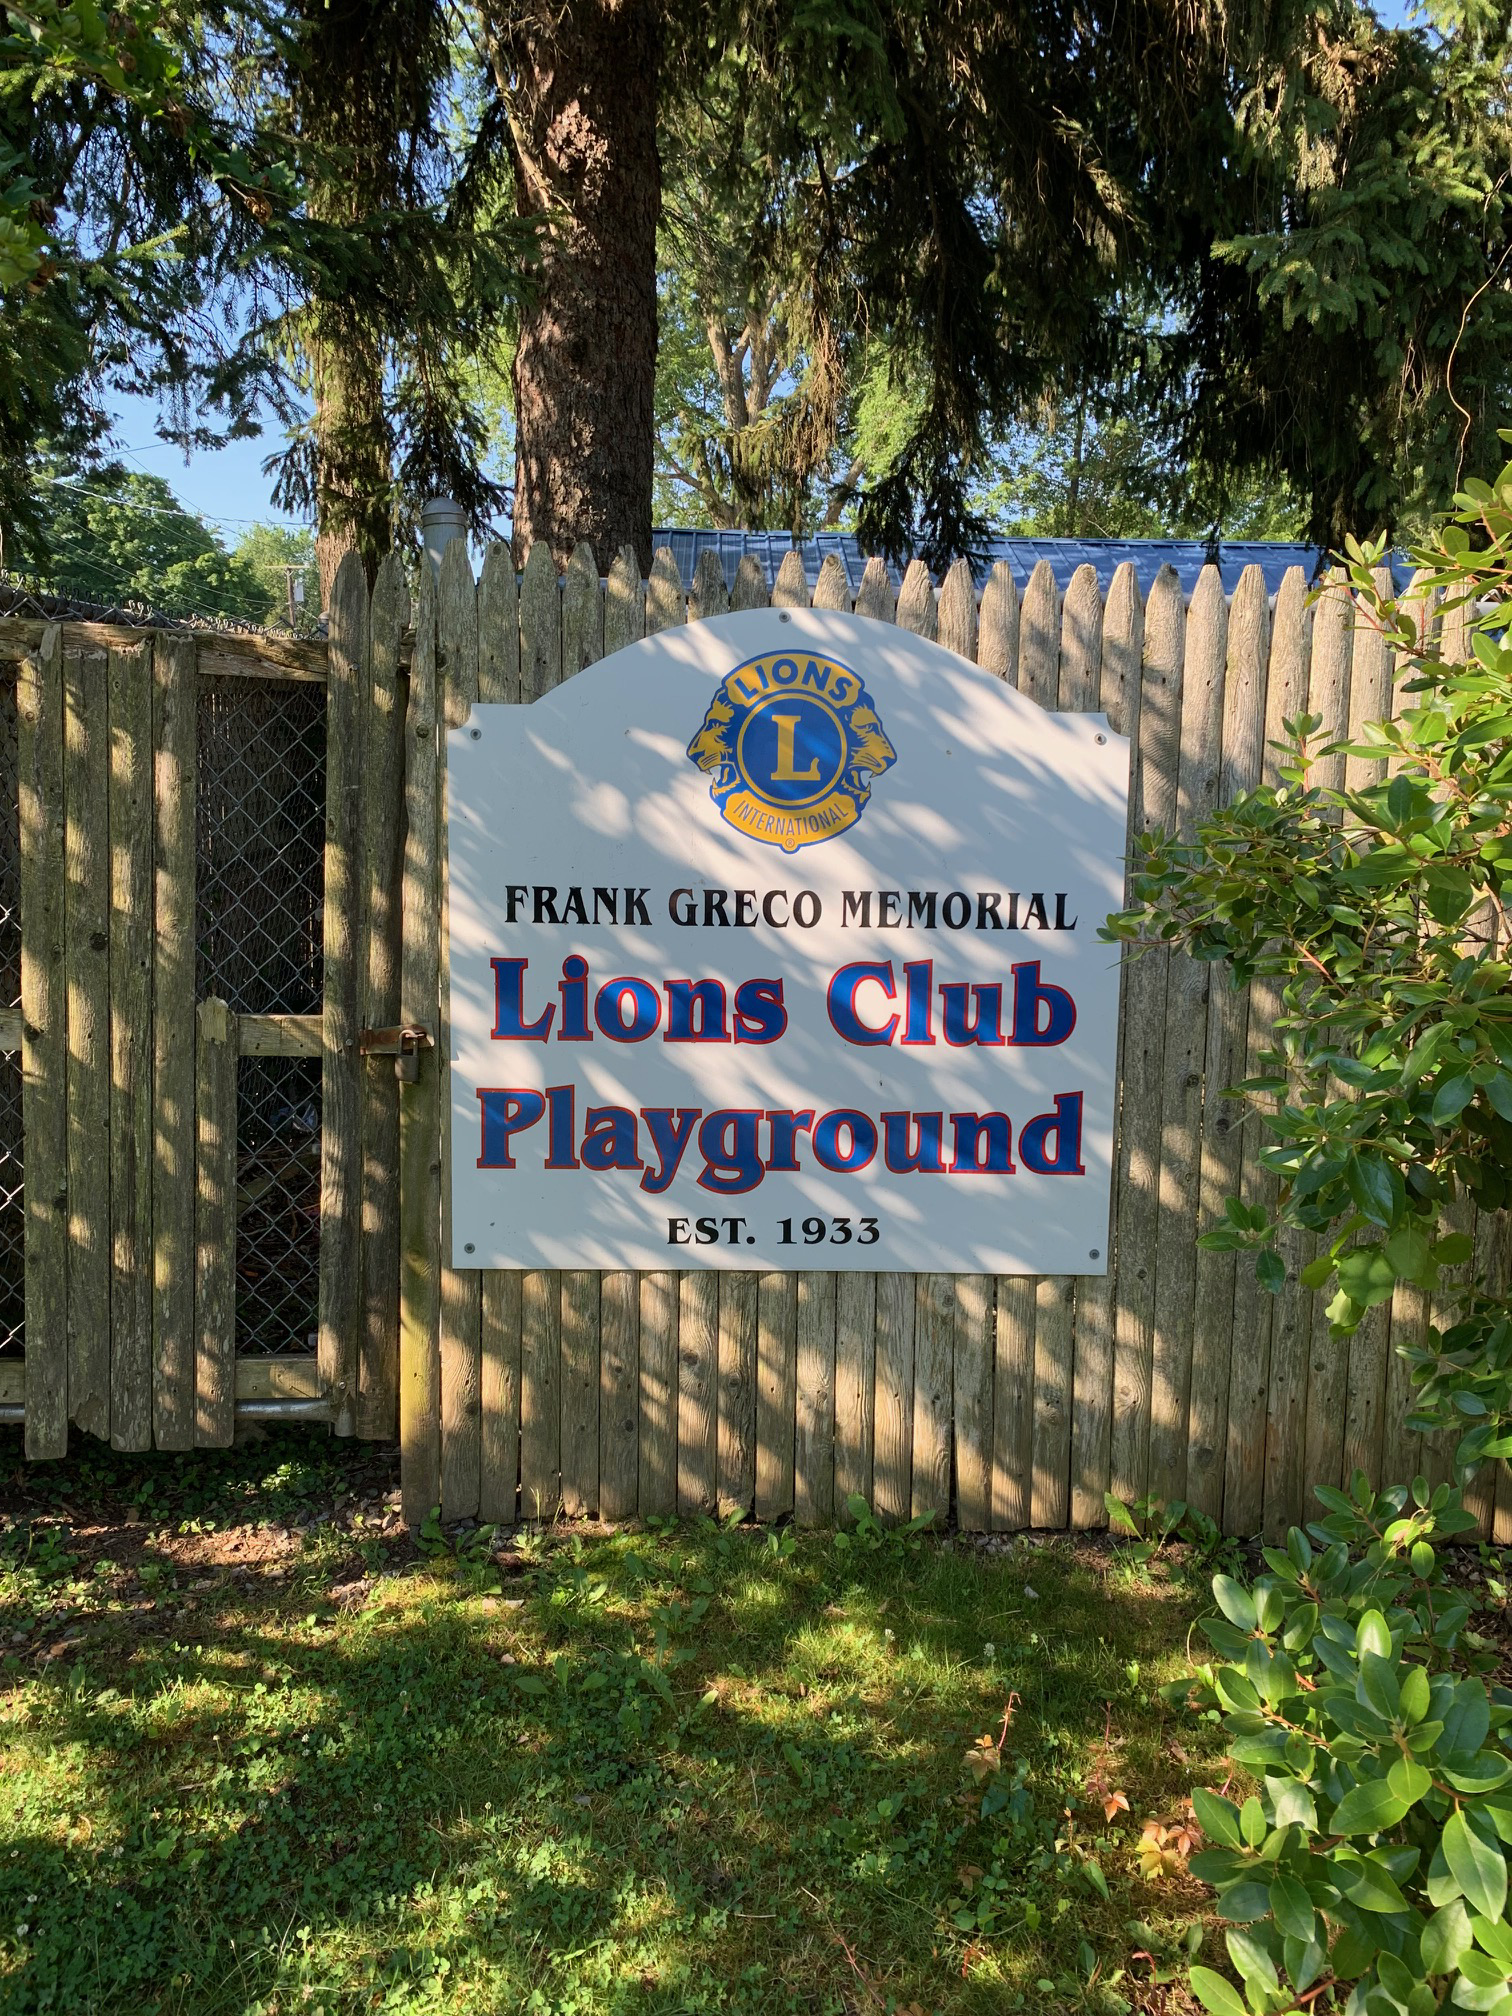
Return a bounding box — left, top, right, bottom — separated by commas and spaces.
652, 528, 1334, 600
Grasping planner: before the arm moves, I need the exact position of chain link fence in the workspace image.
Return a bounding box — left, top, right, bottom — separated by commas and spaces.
197, 676, 326, 1357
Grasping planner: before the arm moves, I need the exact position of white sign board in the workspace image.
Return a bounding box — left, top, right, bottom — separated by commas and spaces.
446, 608, 1129, 1273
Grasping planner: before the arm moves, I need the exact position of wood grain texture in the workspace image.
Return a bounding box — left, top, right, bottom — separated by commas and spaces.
976, 564, 1020, 683
832, 1272, 876, 1517
480, 1270, 521, 1523
398, 569, 443, 1520
1339, 568, 1396, 1489
19, 625, 68, 1457
1070, 563, 1141, 1526
1109, 567, 1184, 1505
853, 557, 895, 624
63, 637, 111, 1439
812, 554, 850, 611
478, 543, 521, 704
911, 1273, 953, 1522
794, 1268, 837, 1525
729, 555, 769, 612
1185, 566, 1268, 1520
1221, 571, 1306, 1535
1147, 567, 1226, 1504
151, 632, 198, 1449
318, 554, 368, 1440
717, 1270, 758, 1514
691, 548, 730, 620
604, 546, 646, 654
520, 542, 562, 690
1256, 571, 1317, 1537
107, 638, 153, 1450
953, 1276, 993, 1531
562, 541, 604, 675
194, 997, 237, 1445
638, 1270, 677, 1516
992, 561, 1059, 1525
520, 1265, 562, 1519
677, 1271, 718, 1515
357, 555, 407, 1439
937, 558, 977, 660
895, 559, 937, 638
872, 1269, 915, 1521
772, 550, 809, 609
561, 1267, 601, 1516
1294, 577, 1357, 1514
1030, 565, 1100, 1527
0, 617, 329, 685
598, 1269, 639, 1519
755, 1271, 798, 1516
648, 547, 685, 632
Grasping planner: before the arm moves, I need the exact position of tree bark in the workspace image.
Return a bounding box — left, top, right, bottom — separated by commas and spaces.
311, 329, 391, 612
487, 0, 662, 575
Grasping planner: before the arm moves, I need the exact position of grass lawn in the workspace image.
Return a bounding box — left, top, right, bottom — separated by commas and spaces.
0, 1428, 1235, 2016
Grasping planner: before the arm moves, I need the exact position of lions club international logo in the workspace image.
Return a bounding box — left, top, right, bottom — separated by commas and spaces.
686, 649, 896, 853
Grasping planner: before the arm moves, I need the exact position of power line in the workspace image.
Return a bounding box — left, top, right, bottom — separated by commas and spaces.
30, 470, 313, 535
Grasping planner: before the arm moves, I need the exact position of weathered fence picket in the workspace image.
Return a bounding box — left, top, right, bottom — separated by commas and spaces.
152, 632, 197, 1450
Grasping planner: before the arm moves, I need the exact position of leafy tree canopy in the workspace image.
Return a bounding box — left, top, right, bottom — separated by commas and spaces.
17, 463, 313, 628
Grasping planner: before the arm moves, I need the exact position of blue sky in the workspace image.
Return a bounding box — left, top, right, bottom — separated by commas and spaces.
106, 388, 308, 538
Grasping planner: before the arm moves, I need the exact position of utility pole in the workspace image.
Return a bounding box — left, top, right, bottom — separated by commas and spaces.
282, 565, 307, 629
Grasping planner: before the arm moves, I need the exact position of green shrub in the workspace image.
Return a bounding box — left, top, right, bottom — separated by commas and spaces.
1102, 454, 1512, 1472
1170, 1472, 1512, 2016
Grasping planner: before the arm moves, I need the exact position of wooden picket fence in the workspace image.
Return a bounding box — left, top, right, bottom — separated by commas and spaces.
2, 540, 1506, 1539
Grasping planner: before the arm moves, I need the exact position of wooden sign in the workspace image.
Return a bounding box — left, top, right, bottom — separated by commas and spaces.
446, 608, 1129, 1272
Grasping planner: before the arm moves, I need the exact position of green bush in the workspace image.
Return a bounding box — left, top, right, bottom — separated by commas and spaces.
1102, 454, 1512, 1471
1170, 1472, 1512, 2016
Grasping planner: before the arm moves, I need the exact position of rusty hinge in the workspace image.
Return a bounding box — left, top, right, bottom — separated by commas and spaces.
358, 1023, 434, 1083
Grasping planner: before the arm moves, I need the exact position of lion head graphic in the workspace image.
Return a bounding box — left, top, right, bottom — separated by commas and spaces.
843, 703, 897, 802
686, 694, 738, 784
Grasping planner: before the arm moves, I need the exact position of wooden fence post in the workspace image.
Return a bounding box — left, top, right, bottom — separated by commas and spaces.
357, 555, 408, 1440
64, 636, 111, 1440
1069, 560, 1142, 1527
319, 553, 369, 1439
195, 995, 237, 1445
1185, 565, 1268, 1521
399, 567, 443, 1521
108, 637, 153, 1451
1109, 566, 1184, 1508
19, 624, 67, 1458
1147, 567, 1227, 1506
152, 633, 198, 1449
1255, 569, 1316, 1536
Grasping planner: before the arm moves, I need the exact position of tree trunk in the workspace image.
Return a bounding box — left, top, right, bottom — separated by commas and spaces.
311, 329, 391, 613
488, 0, 662, 574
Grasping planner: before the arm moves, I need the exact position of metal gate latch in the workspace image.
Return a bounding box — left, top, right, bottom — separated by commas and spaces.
358, 1023, 435, 1083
